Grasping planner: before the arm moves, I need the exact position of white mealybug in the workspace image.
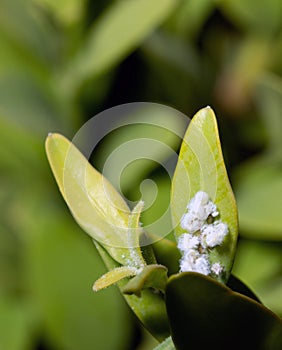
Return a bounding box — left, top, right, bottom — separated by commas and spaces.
177, 191, 229, 277
201, 221, 229, 248
187, 190, 219, 220
179, 251, 210, 276
177, 233, 200, 252
193, 254, 211, 275
211, 262, 224, 276
179, 250, 200, 272
180, 191, 219, 233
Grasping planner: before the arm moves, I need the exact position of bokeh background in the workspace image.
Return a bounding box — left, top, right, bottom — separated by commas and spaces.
0, 0, 282, 349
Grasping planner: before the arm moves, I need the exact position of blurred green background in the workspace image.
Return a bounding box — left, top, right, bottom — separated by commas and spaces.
0, 0, 281, 349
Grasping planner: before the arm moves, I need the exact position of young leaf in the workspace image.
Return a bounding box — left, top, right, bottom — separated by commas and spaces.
153, 336, 175, 350
94, 241, 170, 342
122, 264, 168, 296
171, 107, 238, 283
45, 133, 144, 267
93, 266, 139, 292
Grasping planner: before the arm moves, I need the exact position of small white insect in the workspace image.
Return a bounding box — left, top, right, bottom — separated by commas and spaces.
211, 262, 224, 276
193, 254, 211, 275
187, 191, 219, 220
180, 191, 219, 234
177, 233, 200, 252
201, 221, 229, 248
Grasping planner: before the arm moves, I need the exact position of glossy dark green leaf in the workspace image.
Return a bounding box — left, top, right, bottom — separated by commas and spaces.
166, 273, 282, 350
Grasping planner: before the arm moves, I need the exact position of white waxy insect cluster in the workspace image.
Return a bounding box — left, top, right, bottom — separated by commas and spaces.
177, 191, 228, 277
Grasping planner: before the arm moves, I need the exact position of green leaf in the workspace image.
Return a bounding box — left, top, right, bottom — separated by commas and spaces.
220, 0, 282, 34
153, 336, 175, 350
122, 264, 168, 296
0, 0, 59, 63
167, 0, 215, 38
33, 0, 86, 26
166, 272, 282, 350
234, 160, 282, 239
232, 240, 282, 315
94, 241, 170, 341
64, 0, 177, 89
150, 234, 181, 275
93, 266, 138, 292
171, 107, 238, 282
142, 32, 200, 110
256, 74, 282, 156
128, 201, 144, 250
226, 274, 260, 303
92, 103, 188, 238
45, 133, 145, 267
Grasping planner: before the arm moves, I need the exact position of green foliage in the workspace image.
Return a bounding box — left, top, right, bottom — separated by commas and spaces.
166, 273, 282, 350
46, 133, 145, 267
45, 108, 281, 348
1, 0, 282, 348
171, 107, 238, 283
235, 75, 282, 240
63, 0, 178, 91
152, 337, 175, 350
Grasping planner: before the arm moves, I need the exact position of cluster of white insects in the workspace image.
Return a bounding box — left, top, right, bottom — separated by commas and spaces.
177, 191, 229, 276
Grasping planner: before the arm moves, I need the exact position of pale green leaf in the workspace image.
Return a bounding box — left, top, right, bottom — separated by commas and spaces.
171, 107, 238, 282
128, 201, 144, 248
153, 336, 175, 350
45, 133, 144, 266
93, 266, 138, 292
